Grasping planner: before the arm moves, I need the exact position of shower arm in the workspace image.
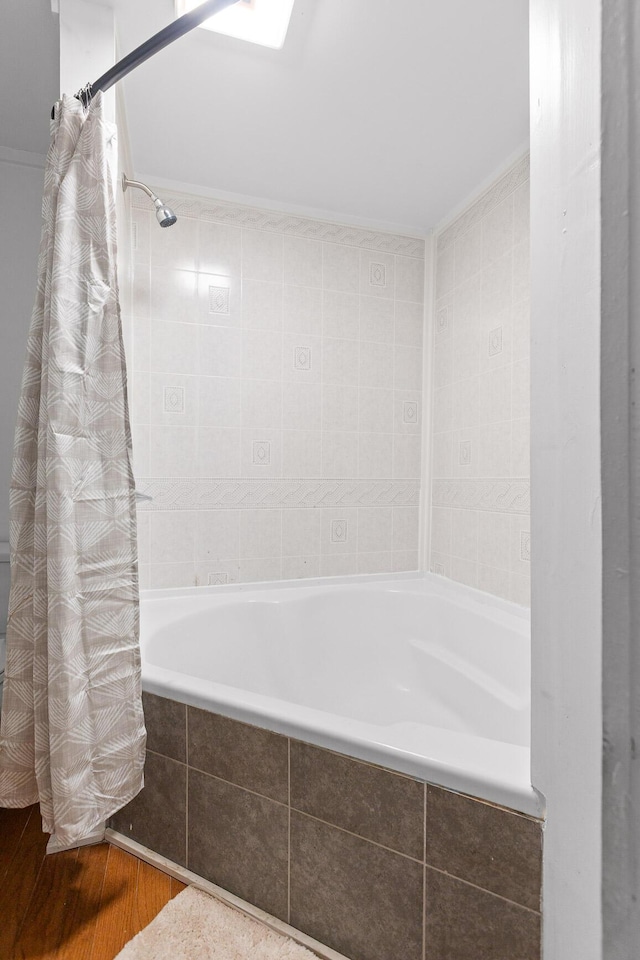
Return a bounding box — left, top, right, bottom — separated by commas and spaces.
122, 175, 157, 202
51, 0, 240, 117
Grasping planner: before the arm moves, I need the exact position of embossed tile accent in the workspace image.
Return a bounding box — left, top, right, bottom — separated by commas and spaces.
110, 751, 186, 867
369, 262, 386, 287
488, 326, 503, 357
459, 440, 472, 465
207, 571, 229, 585
252, 440, 271, 465
425, 868, 541, 960
520, 530, 531, 561
293, 345, 312, 371
290, 812, 424, 960
290, 741, 424, 859
209, 284, 230, 315
188, 769, 289, 922
436, 306, 449, 335
188, 708, 288, 804
426, 786, 542, 910
433, 562, 446, 575
330, 518, 349, 543
142, 692, 186, 763
403, 400, 419, 425
163, 385, 185, 413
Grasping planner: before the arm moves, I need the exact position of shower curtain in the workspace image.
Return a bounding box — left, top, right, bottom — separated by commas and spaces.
0, 92, 146, 850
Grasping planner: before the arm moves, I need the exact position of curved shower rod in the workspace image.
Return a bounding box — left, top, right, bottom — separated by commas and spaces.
51, 0, 240, 117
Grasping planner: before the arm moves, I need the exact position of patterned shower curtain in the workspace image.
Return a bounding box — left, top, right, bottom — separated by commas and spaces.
0, 93, 146, 850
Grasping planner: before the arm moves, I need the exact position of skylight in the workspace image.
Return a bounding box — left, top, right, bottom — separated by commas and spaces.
175, 0, 295, 49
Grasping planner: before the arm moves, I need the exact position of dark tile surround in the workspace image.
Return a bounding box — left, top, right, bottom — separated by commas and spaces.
110, 691, 543, 960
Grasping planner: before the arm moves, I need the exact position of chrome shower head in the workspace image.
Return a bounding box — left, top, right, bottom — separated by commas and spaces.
122, 173, 178, 228
154, 197, 177, 228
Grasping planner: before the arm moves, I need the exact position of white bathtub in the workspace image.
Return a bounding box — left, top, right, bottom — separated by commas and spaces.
140, 572, 542, 817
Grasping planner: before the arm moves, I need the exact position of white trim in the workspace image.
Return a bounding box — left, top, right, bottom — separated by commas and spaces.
133, 170, 430, 241
530, 0, 603, 956
0, 145, 46, 170
105, 829, 351, 960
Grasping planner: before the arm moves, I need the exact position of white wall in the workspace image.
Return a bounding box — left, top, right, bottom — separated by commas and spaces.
0, 1, 59, 542
127, 187, 425, 588
429, 156, 531, 606
530, 0, 603, 957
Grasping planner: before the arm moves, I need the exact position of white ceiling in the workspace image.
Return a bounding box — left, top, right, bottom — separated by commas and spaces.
112, 0, 529, 233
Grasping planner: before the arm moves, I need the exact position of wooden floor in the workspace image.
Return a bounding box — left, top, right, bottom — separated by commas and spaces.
0, 804, 185, 960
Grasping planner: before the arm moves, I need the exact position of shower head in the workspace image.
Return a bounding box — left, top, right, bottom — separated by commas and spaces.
122, 174, 178, 228
154, 197, 178, 228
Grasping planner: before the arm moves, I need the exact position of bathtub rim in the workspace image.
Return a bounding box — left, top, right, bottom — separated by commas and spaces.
139, 572, 542, 818
138, 569, 529, 619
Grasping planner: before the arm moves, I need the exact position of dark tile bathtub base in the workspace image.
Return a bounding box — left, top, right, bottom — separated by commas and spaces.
111, 693, 543, 960
110, 750, 187, 867
188, 769, 289, 922
188, 705, 288, 803
290, 812, 424, 960
426, 785, 543, 911
425, 868, 541, 960
142, 691, 186, 762
290, 739, 424, 860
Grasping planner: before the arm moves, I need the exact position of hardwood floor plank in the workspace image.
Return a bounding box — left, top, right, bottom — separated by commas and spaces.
0, 806, 32, 886
12, 847, 80, 960
0, 806, 48, 959
0, 809, 183, 960
91, 845, 140, 958
134, 858, 172, 931
55, 842, 111, 960
171, 877, 188, 898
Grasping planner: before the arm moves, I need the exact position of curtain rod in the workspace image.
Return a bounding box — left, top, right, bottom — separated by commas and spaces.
51, 0, 240, 118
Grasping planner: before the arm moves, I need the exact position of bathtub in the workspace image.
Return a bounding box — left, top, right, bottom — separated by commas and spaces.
140, 572, 541, 817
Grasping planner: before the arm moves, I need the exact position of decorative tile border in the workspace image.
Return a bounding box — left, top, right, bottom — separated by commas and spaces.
432, 479, 530, 515
135, 478, 420, 511
436, 154, 530, 253
131, 189, 425, 259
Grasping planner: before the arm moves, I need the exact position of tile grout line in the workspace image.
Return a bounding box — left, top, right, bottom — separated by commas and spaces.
287, 737, 291, 925
145, 755, 541, 895
424, 863, 541, 916
422, 784, 427, 960
185, 706, 189, 869
147, 729, 540, 822
143, 748, 424, 863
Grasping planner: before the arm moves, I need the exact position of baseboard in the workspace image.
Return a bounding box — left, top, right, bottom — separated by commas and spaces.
105, 828, 350, 960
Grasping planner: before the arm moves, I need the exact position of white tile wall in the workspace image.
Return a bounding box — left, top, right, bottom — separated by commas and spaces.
429, 156, 530, 606
129, 191, 425, 587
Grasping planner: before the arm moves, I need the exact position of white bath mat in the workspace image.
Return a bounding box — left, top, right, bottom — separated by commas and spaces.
114, 886, 318, 960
